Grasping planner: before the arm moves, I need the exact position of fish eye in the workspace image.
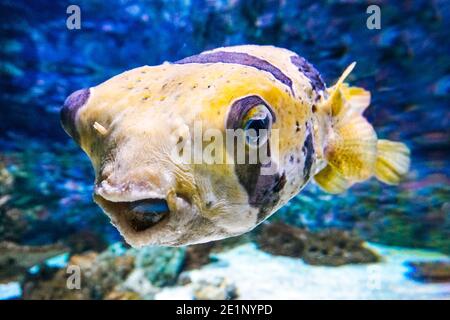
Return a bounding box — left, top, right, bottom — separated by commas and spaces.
243, 104, 272, 148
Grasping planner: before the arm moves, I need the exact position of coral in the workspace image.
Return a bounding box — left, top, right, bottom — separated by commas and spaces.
22, 265, 89, 300
255, 222, 380, 266
184, 243, 216, 271
0, 158, 13, 196
117, 269, 159, 299
83, 250, 135, 299
130, 246, 186, 287
19, 243, 193, 299
105, 290, 142, 300
0, 208, 28, 243
406, 261, 450, 283
184, 235, 251, 271
21, 247, 135, 299
64, 230, 108, 254
255, 223, 305, 258
0, 139, 119, 248
301, 229, 380, 266
0, 241, 67, 283
192, 277, 238, 300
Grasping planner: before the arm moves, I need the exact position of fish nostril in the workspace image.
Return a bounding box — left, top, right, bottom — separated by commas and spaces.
60, 88, 90, 141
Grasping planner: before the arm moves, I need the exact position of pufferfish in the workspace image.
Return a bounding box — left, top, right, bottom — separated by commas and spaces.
61, 45, 410, 247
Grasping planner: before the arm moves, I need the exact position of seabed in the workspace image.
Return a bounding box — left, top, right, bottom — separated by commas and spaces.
1, 242, 449, 300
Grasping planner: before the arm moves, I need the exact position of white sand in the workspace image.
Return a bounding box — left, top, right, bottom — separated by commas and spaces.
156, 243, 450, 300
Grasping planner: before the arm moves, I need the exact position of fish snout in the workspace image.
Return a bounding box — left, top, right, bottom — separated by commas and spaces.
93, 172, 177, 235
60, 88, 90, 141
94, 166, 174, 202
94, 178, 169, 203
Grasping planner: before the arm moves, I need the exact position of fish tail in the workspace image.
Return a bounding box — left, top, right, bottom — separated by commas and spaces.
314, 63, 410, 194
374, 139, 410, 185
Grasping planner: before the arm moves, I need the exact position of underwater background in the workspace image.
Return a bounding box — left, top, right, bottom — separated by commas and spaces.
0, 0, 449, 299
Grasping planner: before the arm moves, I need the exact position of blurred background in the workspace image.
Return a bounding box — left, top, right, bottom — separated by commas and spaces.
0, 0, 449, 299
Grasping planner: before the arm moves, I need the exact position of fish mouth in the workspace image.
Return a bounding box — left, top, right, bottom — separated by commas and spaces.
123, 198, 170, 232
94, 196, 171, 233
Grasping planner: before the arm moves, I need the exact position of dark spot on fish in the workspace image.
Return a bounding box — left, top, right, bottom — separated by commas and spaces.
295, 121, 300, 132
255, 172, 287, 223
312, 105, 317, 113
235, 159, 286, 223
290, 55, 326, 93
60, 88, 90, 143
175, 51, 295, 96
289, 155, 294, 163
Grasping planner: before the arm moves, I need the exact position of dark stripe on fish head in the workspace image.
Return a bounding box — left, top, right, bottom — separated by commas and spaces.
290, 55, 326, 94
302, 123, 315, 184
175, 51, 295, 96
226, 95, 285, 223
234, 163, 286, 224
60, 88, 90, 143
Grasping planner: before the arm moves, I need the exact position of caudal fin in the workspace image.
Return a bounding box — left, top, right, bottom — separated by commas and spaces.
314, 63, 410, 193
375, 140, 410, 185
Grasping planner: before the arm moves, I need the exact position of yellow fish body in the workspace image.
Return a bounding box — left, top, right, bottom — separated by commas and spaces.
61, 45, 410, 247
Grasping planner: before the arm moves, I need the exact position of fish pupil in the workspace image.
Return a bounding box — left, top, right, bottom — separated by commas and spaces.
245, 115, 270, 145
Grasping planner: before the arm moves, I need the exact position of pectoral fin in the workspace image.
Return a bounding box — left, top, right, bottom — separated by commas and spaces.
314, 164, 352, 194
